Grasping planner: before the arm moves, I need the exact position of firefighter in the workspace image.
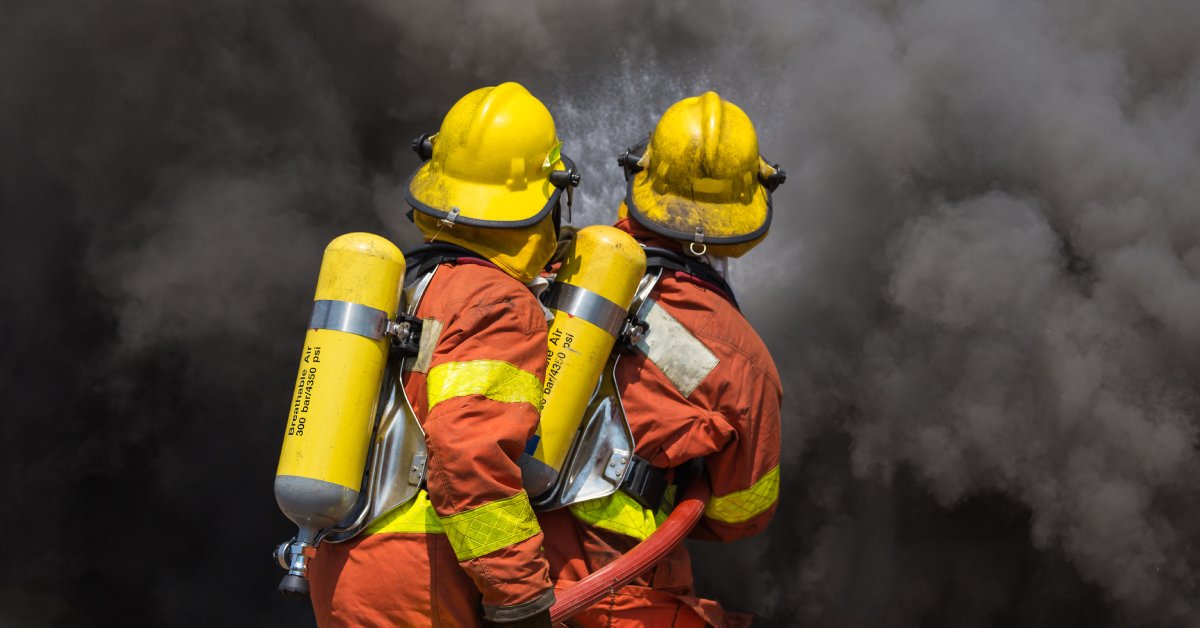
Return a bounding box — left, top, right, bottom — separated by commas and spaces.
539, 91, 785, 626
308, 82, 577, 626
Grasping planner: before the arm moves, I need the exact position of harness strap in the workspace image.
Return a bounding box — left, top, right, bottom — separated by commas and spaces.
392, 243, 493, 356
609, 249, 728, 512
404, 242, 489, 279
640, 246, 739, 310
619, 455, 670, 511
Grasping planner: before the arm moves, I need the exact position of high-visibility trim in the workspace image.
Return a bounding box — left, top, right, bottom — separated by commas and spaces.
365, 490, 443, 534
568, 490, 672, 542
439, 491, 542, 561
426, 360, 544, 412
704, 465, 780, 524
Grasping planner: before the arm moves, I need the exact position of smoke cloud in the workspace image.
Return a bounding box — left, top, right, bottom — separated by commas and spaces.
4, 0, 1200, 626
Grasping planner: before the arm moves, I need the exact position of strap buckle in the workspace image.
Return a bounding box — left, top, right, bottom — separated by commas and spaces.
619, 455, 670, 511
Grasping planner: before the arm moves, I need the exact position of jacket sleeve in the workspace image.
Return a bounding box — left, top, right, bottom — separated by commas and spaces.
690, 360, 783, 542
421, 289, 554, 620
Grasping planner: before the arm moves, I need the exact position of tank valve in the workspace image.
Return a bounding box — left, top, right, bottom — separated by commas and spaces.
276, 538, 316, 598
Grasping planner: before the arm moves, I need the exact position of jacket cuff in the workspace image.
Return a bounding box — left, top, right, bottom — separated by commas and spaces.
482, 588, 556, 623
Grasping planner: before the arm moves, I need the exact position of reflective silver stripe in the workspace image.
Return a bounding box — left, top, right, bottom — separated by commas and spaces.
309, 299, 389, 340
403, 267, 440, 373
635, 299, 719, 397
547, 283, 626, 337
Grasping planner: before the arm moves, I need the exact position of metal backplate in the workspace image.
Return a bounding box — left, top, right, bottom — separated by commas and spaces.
322, 352, 427, 543
533, 357, 635, 511
363, 363, 428, 521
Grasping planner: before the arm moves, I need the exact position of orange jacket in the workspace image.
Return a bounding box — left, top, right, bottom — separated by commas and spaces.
311, 259, 553, 626
542, 219, 782, 626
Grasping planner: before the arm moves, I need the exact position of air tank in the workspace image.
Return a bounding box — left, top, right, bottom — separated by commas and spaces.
521, 226, 646, 499
274, 232, 405, 596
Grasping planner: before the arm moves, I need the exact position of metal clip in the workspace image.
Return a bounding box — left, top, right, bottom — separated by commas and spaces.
620, 316, 648, 347
385, 313, 423, 357
689, 227, 707, 256
439, 206, 460, 228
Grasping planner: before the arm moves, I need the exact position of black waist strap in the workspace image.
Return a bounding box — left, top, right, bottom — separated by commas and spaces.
620, 455, 670, 512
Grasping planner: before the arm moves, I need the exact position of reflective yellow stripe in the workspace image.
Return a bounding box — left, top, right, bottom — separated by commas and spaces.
704, 466, 780, 524
365, 490, 443, 534
440, 491, 541, 561
568, 488, 674, 542
426, 360, 544, 412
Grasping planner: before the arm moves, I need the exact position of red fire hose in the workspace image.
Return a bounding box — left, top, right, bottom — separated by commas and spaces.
549, 479, 712, 624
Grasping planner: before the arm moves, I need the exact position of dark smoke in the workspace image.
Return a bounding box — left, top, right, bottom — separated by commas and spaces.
4, 0, 1200, 626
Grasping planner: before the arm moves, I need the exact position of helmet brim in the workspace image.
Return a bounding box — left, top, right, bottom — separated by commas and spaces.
624, 168, 772, 245
406, 155, 574, 229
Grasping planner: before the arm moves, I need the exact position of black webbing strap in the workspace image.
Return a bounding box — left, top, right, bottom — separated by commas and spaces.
619, 455, 670, 511
391, 243, 488, 357
403, 242, 486, 279
640, 246, 739, 310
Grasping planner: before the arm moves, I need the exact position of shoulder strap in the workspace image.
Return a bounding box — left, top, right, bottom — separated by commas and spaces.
388, 244, 483, 358
640, 246, 739, 310
403, 242, 486, 280
628, 268, 663, 320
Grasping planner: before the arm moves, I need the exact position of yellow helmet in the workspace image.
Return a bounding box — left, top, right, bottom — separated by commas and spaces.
407, 82, 579, 229
619, 91, 785, 257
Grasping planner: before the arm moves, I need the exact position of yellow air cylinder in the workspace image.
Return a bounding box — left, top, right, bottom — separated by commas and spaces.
524, 225, 646, 498
274, 233, 405, 543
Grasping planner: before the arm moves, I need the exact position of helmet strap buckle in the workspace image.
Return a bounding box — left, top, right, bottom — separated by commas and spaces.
412, 133, 435, 162
758, 158, 787, 192
548, 165, 581, 216
617, 136, 649, 181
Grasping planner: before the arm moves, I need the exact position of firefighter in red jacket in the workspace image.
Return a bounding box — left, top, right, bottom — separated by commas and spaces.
309, 82, 577, 626
540, 92, 785, 626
